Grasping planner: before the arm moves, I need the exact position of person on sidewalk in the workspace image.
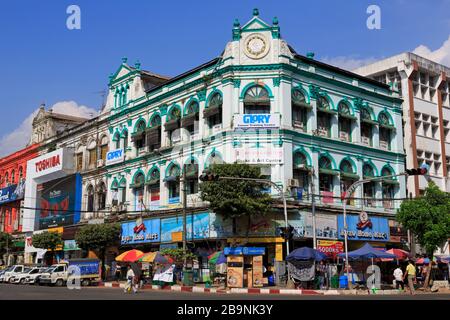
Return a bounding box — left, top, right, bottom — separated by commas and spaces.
393, 266, 404, 290
124, 265, 137, 294
403, 260, 416, 295
115, 264, 122, 282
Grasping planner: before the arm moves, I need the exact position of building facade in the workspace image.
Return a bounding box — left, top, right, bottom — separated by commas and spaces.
18, 10, 407, 265
355, 52, 450, 197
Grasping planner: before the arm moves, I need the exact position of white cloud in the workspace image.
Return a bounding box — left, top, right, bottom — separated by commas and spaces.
0, 101, 97, 157
412, 35, 450, 68
320, 56, 380, 71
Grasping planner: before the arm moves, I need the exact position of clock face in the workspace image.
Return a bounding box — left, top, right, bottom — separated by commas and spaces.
244, 34, 269, 59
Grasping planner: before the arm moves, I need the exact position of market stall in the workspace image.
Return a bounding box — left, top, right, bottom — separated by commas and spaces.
224, 247, 265, 288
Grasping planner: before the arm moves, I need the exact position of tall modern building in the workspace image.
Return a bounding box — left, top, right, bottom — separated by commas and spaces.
355, 53, 450, 197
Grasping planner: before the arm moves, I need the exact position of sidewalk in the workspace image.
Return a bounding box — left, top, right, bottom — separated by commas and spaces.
98, 281, 427, 295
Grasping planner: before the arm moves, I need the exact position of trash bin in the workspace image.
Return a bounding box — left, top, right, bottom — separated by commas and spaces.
331, 275, 339, 289
339, 275, 348, 289
183, 270, 194, 286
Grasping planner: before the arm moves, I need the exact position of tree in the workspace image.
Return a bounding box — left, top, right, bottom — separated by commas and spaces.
396, 182, 450, 289
0, 232, 13, 258
199, 163, 273, 233
75, 223, 121, 280
32, 232, 63, 264
160, 248, 196, 268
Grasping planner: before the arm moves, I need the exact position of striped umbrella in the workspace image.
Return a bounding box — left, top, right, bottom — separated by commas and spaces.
115, 249, 145, 262
138, 252, 158, 263
208, 251, 226, 264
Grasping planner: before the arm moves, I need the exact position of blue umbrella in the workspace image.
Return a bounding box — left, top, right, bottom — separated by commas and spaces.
337, 243, 396, 260
286, 247, 328, 262
216, 252, 227, 265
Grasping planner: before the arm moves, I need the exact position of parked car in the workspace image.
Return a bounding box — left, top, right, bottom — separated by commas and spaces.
10, 267, 44, 284
39, 259, 101, 287
25, 267, 52, 285
0, 266, 13, 283
0, 265, 25, 283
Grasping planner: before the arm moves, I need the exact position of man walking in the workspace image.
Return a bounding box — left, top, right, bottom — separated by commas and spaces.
403, 260, 416, 295
393, 266, 404, 290
124, 265, 137, 294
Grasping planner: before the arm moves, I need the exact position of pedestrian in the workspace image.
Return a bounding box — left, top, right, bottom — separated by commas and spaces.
124, 265, 137, 294
393, 266, 404, 290
115, 263, 122, 282
403, 260, 416, 295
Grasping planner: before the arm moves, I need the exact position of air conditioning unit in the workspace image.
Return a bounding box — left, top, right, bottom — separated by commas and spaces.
288, 179, 300, 187
97, 159, 104, 167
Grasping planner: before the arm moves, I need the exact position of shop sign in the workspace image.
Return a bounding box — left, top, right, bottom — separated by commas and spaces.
234, 114, 280, 129
337, 213, 390, 242
235, 147, 283, 164
64, 240, 81, 251
224, 247, 265, 255
29, 148, 67, 178
105, 148, 124, 166
121, 217, 160, 244
161, 212, 210, 242
273, 211, 337, 240
0, 180, 25, 204
317, 240, 344, 258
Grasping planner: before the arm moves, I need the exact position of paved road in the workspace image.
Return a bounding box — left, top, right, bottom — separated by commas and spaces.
0, 283, 449, 300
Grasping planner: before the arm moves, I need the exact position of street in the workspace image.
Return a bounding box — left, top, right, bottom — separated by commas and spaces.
0, 284, 449, 300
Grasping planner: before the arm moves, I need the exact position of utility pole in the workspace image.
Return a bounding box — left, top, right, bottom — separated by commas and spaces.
310, 168, 317, 249
182, 167, 187, 263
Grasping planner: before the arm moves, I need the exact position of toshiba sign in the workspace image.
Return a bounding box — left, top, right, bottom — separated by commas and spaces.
35, 154, 61, 173
27, 148, 73, 180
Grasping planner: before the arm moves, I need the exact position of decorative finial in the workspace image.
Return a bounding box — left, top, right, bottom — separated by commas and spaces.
135, 60, 141, 70
122, 57, 128, 64
273, 17, 279, 25
306, 52, 315, 59
109, 73, 114, 80
233, 18, 240, 28
253, 8, 259, 17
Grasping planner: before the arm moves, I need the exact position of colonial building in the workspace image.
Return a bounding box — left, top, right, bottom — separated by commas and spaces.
20, 9, 407, 265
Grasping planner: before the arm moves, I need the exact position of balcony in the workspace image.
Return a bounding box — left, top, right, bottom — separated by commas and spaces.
379, 140, 390, 150
339, 131, 350, 142
317, 127, 330, 138
361, 136, 371, 146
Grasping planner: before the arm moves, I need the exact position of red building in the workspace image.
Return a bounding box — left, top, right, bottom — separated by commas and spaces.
0, 143, 40, 234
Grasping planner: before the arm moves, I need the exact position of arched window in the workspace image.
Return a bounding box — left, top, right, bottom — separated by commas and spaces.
338, 102, 354, 142
132, 120, 147, 151
87, 139, 97, 169
4, 172, 8, 185
118, 178, 127, 205
184, 159, 199, 195
147, 168, 160, 209
293, 151, 310, 197
292, 90, 310, 131
379, 112, 393, 150
18, 167, 23, 181
165, 164, 180, 203
87, 185, 94, 212
360, 108, 375, 147
97, 182, 107, 211
381, 167, 397, 209
132, 172, 146, 212
206, 151, 224, 168
11, 170, 15, 184
318, 156, 337, 193
339, 160, 359, 199
205, 93, 223, 131
165, 107, 182, 145
148, 115, 162, 151
122, 130, 129, 150
113, 132, 121, 149
99, 135, 109, 161
362, 164, 376, 207
182, 101, 200, 137
316, 96, 334, 138
244, 85, 270, 114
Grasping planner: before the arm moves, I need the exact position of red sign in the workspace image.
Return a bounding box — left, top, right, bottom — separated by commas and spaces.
35, 155, 61, 173
317, 240, 344, 258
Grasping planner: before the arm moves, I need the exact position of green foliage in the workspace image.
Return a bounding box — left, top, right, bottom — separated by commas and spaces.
397, 182, 450, 256
32, 232, 63, 251
160, 248, 196, 266
199, 163, 273, 219
75, 223, 121, 252
0, 232, 13, 255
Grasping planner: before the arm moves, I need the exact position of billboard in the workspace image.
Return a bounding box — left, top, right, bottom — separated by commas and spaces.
234, 114, 280, 129
337, 213, 390, 242
273, 211, 337, 240
36, 174, 82, 230
105, 149, 124, 166
161, 212, 210, 242
121, 218, 160, 245
317, 240, 344, 258
0, 179, 25, 204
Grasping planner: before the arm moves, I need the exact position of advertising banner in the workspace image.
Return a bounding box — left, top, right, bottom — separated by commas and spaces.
337, 213, 390, 242
274, 211, 337, 240
235, 147, 284, 164
64, 240, 81, 251
121, 217, 160, 245
209, 212, 234, 238
234, 114, 280, 130
236, 214, 278, 237
105, 148, 124, 166
0, 180, 25, 204
317, 240, 344, 258
149, 187, 160, 210
161, 212, 210, 242
37, 174, 81, 230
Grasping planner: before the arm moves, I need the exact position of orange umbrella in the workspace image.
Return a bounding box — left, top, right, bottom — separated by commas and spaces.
115, 249, 144, 262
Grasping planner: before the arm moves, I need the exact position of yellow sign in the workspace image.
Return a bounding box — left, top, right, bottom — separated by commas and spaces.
171, 231, 183, 242
227, 237, 285, 244
47, 227, 64, 251
275, 244, 283, 261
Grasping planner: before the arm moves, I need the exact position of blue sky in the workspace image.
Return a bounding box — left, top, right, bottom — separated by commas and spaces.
0, 0, 449, 155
